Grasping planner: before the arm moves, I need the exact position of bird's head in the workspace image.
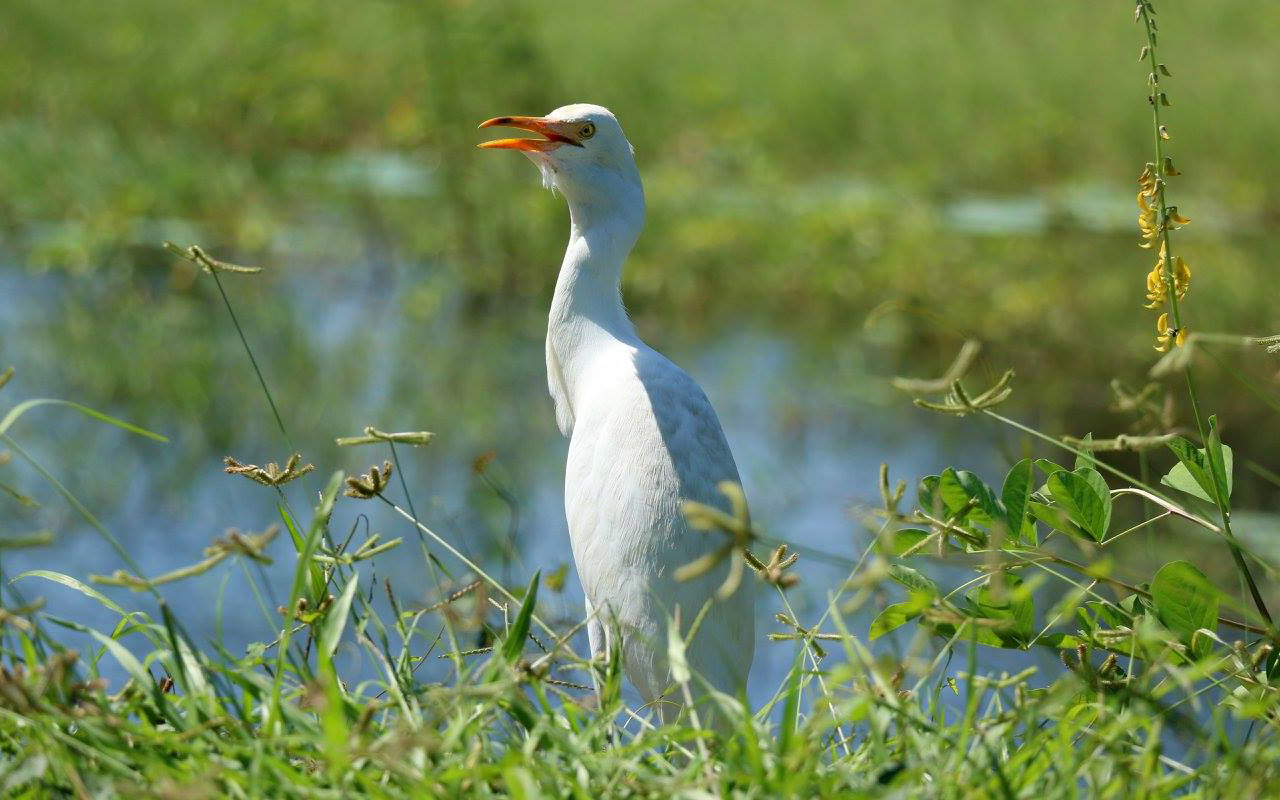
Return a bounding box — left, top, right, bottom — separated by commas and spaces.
479, 104, 643, 223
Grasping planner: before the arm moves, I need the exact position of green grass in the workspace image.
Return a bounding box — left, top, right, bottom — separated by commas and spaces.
4, 1, 1280, 796
4, 376, 1280, 796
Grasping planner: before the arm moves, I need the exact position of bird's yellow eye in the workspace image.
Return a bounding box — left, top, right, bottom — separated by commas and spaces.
579, 122, 596, 140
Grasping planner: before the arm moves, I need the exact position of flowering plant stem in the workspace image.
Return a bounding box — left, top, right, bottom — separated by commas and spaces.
1136, 1, 1272, 626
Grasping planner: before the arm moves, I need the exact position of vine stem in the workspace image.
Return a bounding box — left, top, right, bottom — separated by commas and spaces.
1136, 2, 1272, 626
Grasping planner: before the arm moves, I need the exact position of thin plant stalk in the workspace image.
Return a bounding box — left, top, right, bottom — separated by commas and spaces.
1135, 2, 1271, 625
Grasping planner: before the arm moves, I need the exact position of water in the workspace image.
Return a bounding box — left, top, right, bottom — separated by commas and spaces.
0, 252, 1066, 710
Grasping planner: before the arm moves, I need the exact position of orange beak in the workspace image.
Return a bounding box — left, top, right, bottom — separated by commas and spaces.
477, 116, 585, 152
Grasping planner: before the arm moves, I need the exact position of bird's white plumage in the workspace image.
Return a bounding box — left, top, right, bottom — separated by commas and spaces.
495, 104, 754, 717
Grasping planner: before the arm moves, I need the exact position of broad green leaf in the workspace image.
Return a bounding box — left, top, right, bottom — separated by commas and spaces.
1000, 459, 1034, 545
1046, 469, 1111, 541
1119, 593, 1153, 617
870, 602, 919, 640
1206, 416, 1232, 503
870, 590, 933, 640
1163, 437, 1232, 505
888, 564, 938, 597
891, 528, 931, 556
1086, 600, 1131, 630
917, 475, 941, 515
937, 468, 999, 527
1038, 633, 1083, 649
925, 618, 1007, 648
1028, 500, 1090, 541
1034, 458, 1069, 496
320, 571, 360, 658
502, 571, 541, 664
1151, 560, 1219, 659
1072, 434, 1097, 471
1034, 459, 1068, 477
967, 574, 1033, 646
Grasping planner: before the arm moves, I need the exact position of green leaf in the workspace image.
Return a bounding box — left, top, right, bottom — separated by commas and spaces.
1163, 437, 1232, 504
1206, 416, 1232, 503
1038, 633, 1083, 649
161, 602, 210, 698
87, 629, 151, 687
888, 564, 938, 597
14, 569, 126, 615
1034, 459, 1068, 477
502, 571, 541, 664
320, 571, 360, 659
937, 468, 999, 527
269, 471, 342, 732
1000, 459, 1034, 544
278, 502, 325, 604
1151, 560, 1219, 659
967, 574, 1033, 646
917, 475, 941, 515
1073, 434, 1097, 471
870, 591, 932, 640
891, 528, 931, 556
870, 602, 918, 640
777, 649, 803, 756
0, 398, 167, 441
1046, 468, 1111, 541
1086, 600, 1132, 630
1028, 501, 1088, 541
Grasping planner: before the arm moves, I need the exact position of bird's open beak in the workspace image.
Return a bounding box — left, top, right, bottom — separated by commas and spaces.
477, 116, 585, 152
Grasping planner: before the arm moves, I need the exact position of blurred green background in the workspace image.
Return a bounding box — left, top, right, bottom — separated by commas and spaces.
2, 0, 1279, 643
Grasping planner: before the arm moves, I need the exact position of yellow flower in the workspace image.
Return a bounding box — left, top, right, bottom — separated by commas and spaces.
1154, 312, 1186, 352
1174, 256, 1190, 298
1145, 252, 1191, 308
1144, 263, 1166, 308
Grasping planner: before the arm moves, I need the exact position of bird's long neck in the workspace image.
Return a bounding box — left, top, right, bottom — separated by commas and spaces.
550, 209, 640, 340
546, 189, 645, 431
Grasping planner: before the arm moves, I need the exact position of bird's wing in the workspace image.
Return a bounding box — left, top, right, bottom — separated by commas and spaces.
636, 350, 757, 695
633, 348, 743, 511
563, 343, 754, 699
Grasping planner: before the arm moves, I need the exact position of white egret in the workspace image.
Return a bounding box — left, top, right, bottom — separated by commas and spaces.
479, 105, 754, 720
